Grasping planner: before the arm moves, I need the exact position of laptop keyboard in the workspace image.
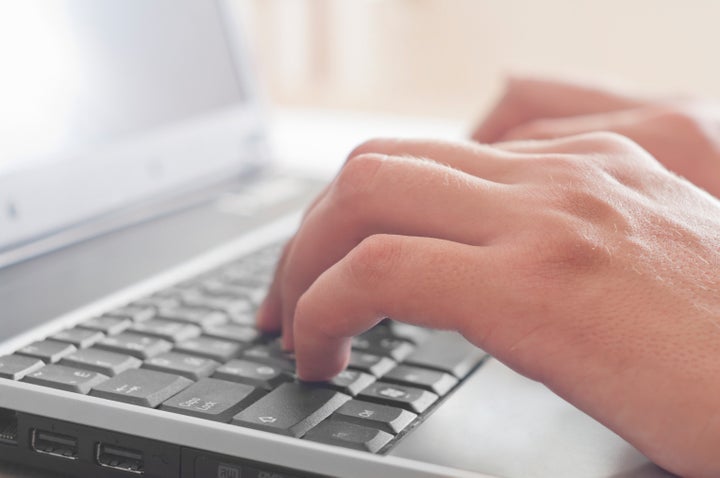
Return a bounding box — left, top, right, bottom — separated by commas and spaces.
0, 243, 488, 454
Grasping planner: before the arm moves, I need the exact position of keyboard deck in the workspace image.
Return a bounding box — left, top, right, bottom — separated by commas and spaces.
0, 243, 487, 455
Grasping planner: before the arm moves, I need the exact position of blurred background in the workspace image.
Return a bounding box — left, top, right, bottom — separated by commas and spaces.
231, 0, 720, 125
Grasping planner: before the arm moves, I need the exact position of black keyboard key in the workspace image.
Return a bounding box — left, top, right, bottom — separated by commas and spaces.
91, 369, 192, 407
203, 324, 259, 343
405, 331, 487, 378
226, 309, 257, 326
182, 293, 253, 314
324, 370, 376, 397
352, 331, 414, 362
174, 336, 246, 362
0, 355, 44, 380
160, 378, 262, 423
78, 316, 131, 335
386, 322, 432, 345
347, 351, 395, 377
304, 420, 392, 453
242, 345, 295, 372
96, 333, 172, 359
358, 382, 438, 414
143, 352, 219, 381
156, 308, 226, 328
203, 280, 267, 304
23, 365, 108, 394
50, 328, 104, 348
60, 348, 142, 377
232, 383, 350, 437
16, 341, 77, 363
383, 365, 458, 396
213, 359, 292, 391
105, 305, 155, 322
332, 399, 416, 435
129, 319, 201, 343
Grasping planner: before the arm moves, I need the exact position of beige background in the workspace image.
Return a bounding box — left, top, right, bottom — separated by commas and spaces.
232, 0, 720, 123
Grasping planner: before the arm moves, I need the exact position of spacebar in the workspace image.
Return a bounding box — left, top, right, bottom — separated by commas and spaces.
232, 382, 351, 437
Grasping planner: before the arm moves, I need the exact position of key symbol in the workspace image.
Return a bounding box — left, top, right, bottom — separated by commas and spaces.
258, 416, 277, 424
379, 387, 406, 399
358, 409, 375, 418
256, 366, 275, 375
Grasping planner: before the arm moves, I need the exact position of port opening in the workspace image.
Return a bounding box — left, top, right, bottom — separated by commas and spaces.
96, 442, 144, 475
0, 409, 18, 446
30, 429, 79, 460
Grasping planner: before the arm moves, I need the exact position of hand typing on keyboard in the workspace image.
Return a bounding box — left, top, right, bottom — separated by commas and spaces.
257, 78, 720, 478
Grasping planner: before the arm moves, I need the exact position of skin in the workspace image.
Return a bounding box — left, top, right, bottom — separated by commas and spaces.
256, 78, 720, 477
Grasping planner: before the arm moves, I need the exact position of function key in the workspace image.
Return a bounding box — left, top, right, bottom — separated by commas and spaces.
324, 370, 376, 397
175, 336, 246, 362
129, 319, 201, 343
95, 333, 172, 359
0, 355, 44, 380
404, 331, 488, 379
60, 348, 142, 377
91, 369, 192, 408
304, 420, 392, 453
50, 328, 104, 348
104, 305, 155, 322
160, 378, 262, 423
16, 341, 77, 364
358, 382, 438, 414
347, 352, 395, 378
143, 352, 219, 381
332, 399, 416, 435
23, 365, 108, 394
77, 316, 131, 335
383, 365, 458, 396
213, 359, 292, 391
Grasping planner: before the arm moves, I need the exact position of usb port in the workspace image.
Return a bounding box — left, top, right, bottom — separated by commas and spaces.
0, 410, 18, 446
96, 443, 144, 474
30, 429, 79, 460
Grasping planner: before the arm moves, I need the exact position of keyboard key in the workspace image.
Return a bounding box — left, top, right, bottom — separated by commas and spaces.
226, 309, 257, 326
203, 324, 260, 343
16, 341, 77, 364
143, 352, 219, 381
232, 383, 350, 437
304, 420, 392, 453
129, 319, 201, 343
160, 378, 262, 423
213, 359, 292, 391
91, 369, 192, 407
347, 351, 395, 377
203, 280, 267, 304
332, 400, 416, 435
96, 333, 172, 359
351, 331, 414, 362
405, 331, 488, 378
174, 336, 246, 362
242, 345, 295, 371
383, 365, 458, 396
383, 321, 432, 345
156, 308, 226, 328
358, 382, 438, 414
0, 355, 44, 380
23, 365, 108, 394
78, 316, 131, 335
105, 305, 155, 322
324, 370, 376, 397
182, 293, 253, 314
132, 295, 182, 310
60, 348, 141, 377
50, 328, 105, 348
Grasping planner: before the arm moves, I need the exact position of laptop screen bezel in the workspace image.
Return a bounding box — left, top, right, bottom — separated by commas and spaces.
0, 0, 271, 265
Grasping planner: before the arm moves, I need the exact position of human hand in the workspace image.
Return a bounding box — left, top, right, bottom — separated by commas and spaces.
472, 76, 720, 197
257, 133, 720, 477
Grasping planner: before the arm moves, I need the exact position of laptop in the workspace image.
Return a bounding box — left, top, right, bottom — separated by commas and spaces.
0, 2, 675, 477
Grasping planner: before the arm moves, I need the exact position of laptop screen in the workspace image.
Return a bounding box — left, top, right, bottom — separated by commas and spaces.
0, 0, 263, 257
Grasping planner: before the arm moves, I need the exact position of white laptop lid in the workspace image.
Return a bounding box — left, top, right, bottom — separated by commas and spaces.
0, 0, 268, 257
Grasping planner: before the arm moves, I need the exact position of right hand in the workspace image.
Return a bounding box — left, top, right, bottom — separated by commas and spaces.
471, 76, 720, 198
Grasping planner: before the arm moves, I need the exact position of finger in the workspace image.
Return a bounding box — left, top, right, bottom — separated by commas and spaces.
472, 75, 644, 143
294, 235, 504, 380
280, 153, 512, 350
256, 238, 294, 332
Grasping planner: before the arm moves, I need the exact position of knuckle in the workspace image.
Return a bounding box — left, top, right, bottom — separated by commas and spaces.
654, 106, 707, 140
332, 153, 386, 207
347, 138, 392, 161
535, 154, 596, 181
570, 131, 639, 153
346, 234, 404, 288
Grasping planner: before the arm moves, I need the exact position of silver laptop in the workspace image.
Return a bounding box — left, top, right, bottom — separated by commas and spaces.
0, 2, 674, 477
